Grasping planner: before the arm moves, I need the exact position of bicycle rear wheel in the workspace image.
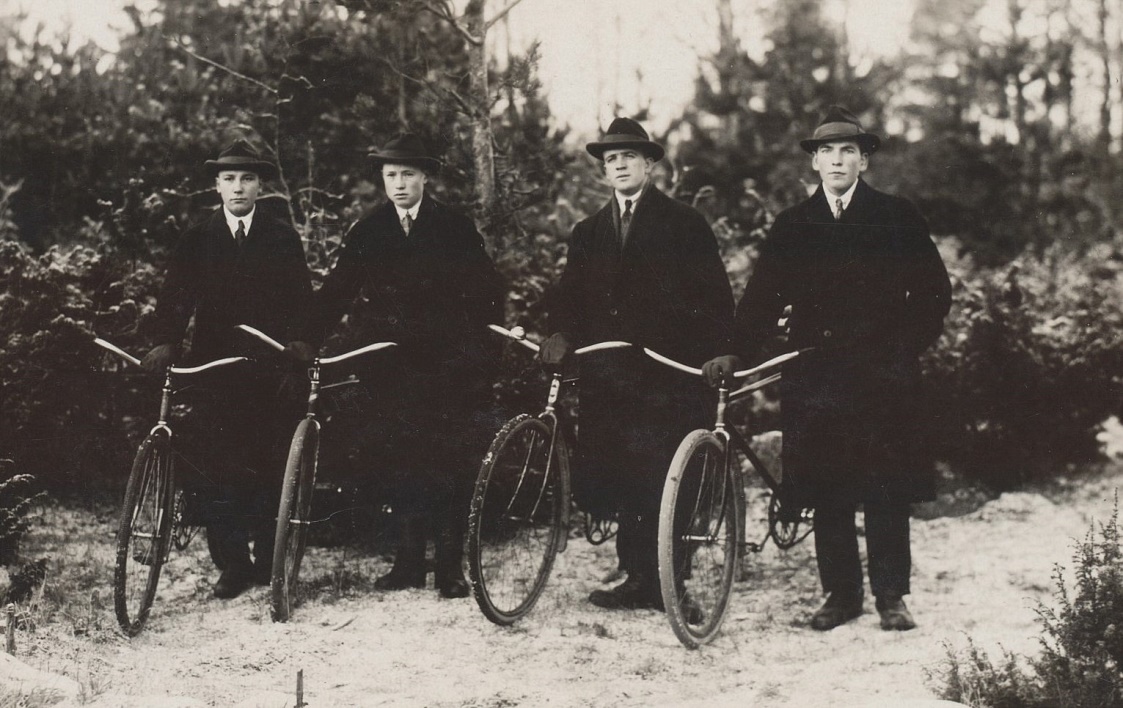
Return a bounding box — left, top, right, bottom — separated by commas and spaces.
271, 418, 320, 622
114, 432, 175, 637
658, 430, 743, 649
468, 414, 567, 625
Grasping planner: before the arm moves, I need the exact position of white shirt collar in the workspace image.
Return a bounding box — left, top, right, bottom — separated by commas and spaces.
394, 200, 422, 223
823, 179, 859, 212
223, 206, 255, 239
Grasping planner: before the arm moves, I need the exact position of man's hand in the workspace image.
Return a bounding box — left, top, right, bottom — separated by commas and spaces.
283, 341, 317, 363
702, 355, 744, 388
140, 343, 180, 373
538, 332, 573, 370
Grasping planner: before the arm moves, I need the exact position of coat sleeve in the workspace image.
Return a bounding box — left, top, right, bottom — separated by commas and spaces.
150, 229, 201, 347
547, 221, 590, 343
898, 201, 951, 356
276, 224, 315, 343
451, 215, 505, 330
306, 221, 369, 346
674, 211, 735, 360
731, 214, 791, 363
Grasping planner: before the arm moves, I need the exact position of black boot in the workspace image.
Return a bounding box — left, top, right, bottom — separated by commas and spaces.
375, 515, 427, 591
434, 515, 469, 599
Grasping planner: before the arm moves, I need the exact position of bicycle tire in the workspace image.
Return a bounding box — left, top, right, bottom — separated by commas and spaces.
468, 414, 567, 626
658, 429, 744, 649
113, 432, 175, 637
271, 417, 320, 622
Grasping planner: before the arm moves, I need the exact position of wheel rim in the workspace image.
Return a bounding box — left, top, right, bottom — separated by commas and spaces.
115, 436, 173, 635
470, 416, 564, 624
272, 420, 318, 622
662, 433, 740, 646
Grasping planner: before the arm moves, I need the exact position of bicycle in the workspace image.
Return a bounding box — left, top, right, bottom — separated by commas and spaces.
233, 325, 397, 623
93, 337, 248, 636
644, 346, 812, 648
467, 325, 632, 626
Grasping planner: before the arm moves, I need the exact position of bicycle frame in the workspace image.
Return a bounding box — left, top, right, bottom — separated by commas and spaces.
486, 324, 634, 547
644, 346, 807, 553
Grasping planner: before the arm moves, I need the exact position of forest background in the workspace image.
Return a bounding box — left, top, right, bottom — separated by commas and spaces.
1, 0, 1123, 506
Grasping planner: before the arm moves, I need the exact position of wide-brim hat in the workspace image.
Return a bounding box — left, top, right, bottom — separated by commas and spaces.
368, 133, 442, 173
204, 139, 278, 180
799, 105, 881, 155
586, 117, 665, 162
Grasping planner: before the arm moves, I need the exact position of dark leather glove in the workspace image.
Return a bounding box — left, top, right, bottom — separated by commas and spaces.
283, 341, 317, 363
702, 355, 744, 388
140, 343, 180, 373
538, 332, 573, 370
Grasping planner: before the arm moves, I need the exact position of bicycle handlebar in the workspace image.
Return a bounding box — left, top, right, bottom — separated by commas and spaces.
643, 347, 808, 380
235, 324, 397, 367
235, 324, 285, 352
486, 324, 632, 356
93, 338, 247, 374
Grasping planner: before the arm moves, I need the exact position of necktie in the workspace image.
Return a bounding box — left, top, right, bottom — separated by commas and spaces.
401, 212, 413, 235
620, 199, 633, 245
235, 219, 246, 245
834, 198, 844, 221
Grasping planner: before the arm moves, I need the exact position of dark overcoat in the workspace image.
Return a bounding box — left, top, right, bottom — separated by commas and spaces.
310, 195, 505, 499
733, 179, 951, 507
152, 208, 313, 362
149, 208, 313, 503
550, 185, 735, 513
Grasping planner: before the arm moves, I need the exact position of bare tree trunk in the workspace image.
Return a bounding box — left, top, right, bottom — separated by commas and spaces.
1098, 0, 1112, 148
464, 0, 497, 251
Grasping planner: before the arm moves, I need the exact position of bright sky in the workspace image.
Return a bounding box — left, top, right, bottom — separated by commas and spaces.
7, 0, 916, 137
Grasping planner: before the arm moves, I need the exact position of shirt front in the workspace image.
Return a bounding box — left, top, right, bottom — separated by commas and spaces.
823, 179, 859, 213
394, 201, 422, 232
224, 206, 256, 241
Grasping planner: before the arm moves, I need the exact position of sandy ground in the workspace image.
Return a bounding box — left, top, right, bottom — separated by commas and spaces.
15, 461, 1123, 708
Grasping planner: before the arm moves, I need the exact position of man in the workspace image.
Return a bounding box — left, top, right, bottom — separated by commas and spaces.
294, 133, 503, 599
541, 117, 734, 612
704, 106, 952, 631
142, 139, 313, 599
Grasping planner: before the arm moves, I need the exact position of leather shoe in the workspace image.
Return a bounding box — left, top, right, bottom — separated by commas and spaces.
374, 564, 426, 591
588, 574, 661, 611
876, 596, 916, 631
213, 566, 254, 599
809, 591, 863, 631
436, 569, 470, 599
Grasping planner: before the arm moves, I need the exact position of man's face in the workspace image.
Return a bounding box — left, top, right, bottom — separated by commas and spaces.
811, 140, 868, 196
382, 163, 427, 209
215, 170, 261, 217
602, 148, 655, 197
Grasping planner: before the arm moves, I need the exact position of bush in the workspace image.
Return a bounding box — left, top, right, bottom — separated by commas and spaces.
924, 241, 1123, 490
939, 500, 1123, 706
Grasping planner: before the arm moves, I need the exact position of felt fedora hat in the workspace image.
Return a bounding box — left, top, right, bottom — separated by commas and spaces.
585, 117, 665, 162
368, 133, 442, 173
204, 139, 278, 179
799, 105, 881, 154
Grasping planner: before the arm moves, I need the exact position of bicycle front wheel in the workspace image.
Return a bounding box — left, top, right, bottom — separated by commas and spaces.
468, 414, 567, 626
271, 418, 320, 622
114, 432, 175, 637
658, 429, 744, 649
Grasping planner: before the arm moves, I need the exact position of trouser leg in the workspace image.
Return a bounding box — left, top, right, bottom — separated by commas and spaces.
813, 501, 863, 597
864, 501, 911, 598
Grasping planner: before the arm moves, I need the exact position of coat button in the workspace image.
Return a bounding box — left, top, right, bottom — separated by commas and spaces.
609, 308, 618, 316
388, 316, 399, 325
823, 329, 832, 338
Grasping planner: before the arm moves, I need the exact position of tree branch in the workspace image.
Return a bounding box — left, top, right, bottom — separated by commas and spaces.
167, 35, 278, 95
421, 1, 482, 45
484, 0, 526, 32
374, 55, 474, 116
